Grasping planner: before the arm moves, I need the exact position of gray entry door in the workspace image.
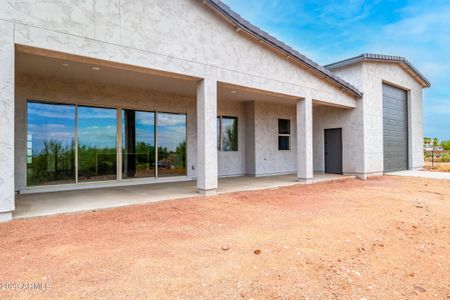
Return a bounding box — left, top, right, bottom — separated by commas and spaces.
383, 84, 408, 172
324, 128, 343, 174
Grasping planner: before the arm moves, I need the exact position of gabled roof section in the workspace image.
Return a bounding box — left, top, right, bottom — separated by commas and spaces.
202, 0, 363, 98
325, 53, 431, 88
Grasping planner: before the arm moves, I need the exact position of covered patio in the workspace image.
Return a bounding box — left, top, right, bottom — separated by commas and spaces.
9, 46, 359, 221
14, 173, 355, 219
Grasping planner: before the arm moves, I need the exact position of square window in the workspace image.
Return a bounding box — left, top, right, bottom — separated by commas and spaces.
278, 136, 290, 151
278, 119, 290, 134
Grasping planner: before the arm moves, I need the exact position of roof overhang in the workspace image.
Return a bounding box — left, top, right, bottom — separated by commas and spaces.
325, 53, 431, 88
202, 0, 363, 98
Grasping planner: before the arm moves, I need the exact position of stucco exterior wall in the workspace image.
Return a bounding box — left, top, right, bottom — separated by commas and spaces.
330, 61, 424, 174
245, 102, 256, 175
0, 0, 357, 108
253, 101, 298, 176
217, 100, 247, 177
0, 20, 15, 219
362, 62, 424, 171
315, 63, 366, 177
313, 105, 364, 175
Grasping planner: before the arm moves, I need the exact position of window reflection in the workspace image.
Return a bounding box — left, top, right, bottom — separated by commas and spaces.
27, 101, 76, 186
122, 110, 155, 179
77, 106, 117, 181
157, 112, 187, 177
26, 101, 188, 185
221, 116, 238, 151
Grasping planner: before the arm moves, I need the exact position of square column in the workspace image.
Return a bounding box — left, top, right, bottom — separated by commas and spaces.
196, 78, 218, 195
0, 21, 15, 222
297, 97, 313, 184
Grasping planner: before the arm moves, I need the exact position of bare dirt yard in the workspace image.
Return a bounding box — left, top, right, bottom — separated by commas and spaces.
1, 176, 449, 299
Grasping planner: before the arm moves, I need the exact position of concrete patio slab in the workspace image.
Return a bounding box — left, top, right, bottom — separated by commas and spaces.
13, 173, 355, 219
387, 170, 450, 180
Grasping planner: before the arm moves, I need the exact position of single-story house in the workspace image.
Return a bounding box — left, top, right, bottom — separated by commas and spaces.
0, 0, 430, 222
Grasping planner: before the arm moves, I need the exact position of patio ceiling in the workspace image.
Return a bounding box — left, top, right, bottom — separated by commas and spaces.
16, 50, 303, 104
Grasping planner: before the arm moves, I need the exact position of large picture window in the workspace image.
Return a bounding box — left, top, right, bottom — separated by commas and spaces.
77, 106, 117, 182
27, 101, 76, 186
217, 116, 238, 152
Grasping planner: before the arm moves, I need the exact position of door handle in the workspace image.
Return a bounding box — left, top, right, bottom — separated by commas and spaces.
325, 152, 328, 155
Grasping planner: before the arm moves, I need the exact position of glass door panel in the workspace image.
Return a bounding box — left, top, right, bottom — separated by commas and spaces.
122, 110, 156, 179
157, 112, 187, 177
26, 101, 76, 186
77, 106, 117, 182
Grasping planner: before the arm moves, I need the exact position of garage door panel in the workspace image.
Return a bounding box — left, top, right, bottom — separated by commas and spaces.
384, 119, 407, 128
384, 107, 408, 116
383, 85, 407, 99
383, 83, 408, 172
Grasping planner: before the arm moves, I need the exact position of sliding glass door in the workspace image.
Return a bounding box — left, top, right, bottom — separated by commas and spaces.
122, 110, 155, 179
27, 101, 76, 186
157, 112, 187, 177
26, 101, 187, 187
77, 106, 117, 182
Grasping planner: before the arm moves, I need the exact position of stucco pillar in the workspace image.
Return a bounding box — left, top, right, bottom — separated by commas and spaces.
297, 97, 313, 183
0, 21, 15, 222
196, 78, 218, 195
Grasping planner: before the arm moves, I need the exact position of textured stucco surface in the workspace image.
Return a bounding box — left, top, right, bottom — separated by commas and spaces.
313, 104, 364, 175
2, 0, 357, 108
245, 102, 256, 175
196, 78, 218, 192
217, 100, 247, 177
314, 63, 366, 177
0, 20, 15, 216
297, 98, 313, 181
253, 101, 298, 176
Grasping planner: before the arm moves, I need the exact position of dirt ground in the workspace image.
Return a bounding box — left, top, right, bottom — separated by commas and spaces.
1, 176, 449, 299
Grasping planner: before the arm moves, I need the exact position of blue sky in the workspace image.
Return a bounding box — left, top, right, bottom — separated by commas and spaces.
223, 0, 450, 140
28, 103, 186, 153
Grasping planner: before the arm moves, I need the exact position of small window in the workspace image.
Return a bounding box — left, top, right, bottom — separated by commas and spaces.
278, 119, 290, 135
217, 116, 238, 151
278, 119, 290, 150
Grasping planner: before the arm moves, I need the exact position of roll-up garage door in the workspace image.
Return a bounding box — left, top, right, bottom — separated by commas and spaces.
383, 84, 408, 172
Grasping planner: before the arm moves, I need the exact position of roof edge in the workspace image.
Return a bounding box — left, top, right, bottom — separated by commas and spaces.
202, 0, 363, 97
325, 53, 431, 88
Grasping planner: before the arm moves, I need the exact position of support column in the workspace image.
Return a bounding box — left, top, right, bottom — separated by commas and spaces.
297, 96, 313, 184
196, 78, 218, 195
0, 21, 15, 222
